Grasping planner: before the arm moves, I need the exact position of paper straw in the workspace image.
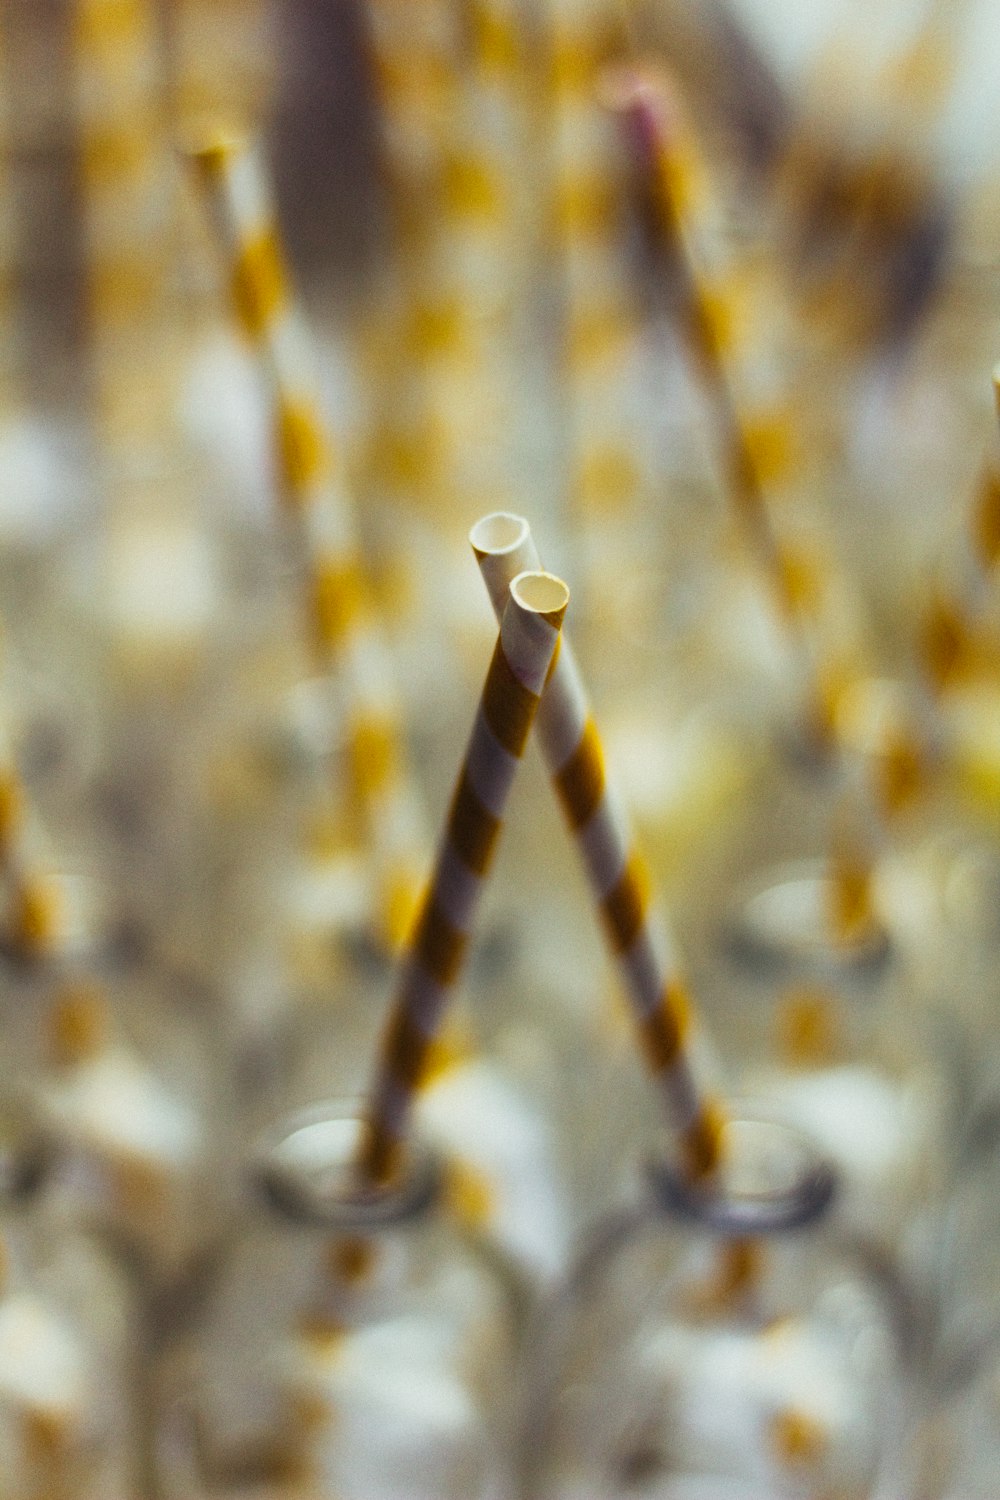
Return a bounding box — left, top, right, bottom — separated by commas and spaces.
357, 570, 568, 1186
0, 719, 74, 961
547, 0, 649, 531
360, 0, 529, 522
919, 372, 1000, 694
608, 68, 832, 739
72, 0, 182, 459
188, 132, 427, 950
167, 0, 274, 135
471, 513, 724, 1179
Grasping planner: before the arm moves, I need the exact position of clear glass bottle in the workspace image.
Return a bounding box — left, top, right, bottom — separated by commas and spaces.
154, 1101, 523, 1500
0, 1099, 139, 1500
524, 1111, 912, 1500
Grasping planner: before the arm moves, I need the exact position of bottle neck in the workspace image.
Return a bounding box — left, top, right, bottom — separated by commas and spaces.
254, 1102, 440, 1233
647, 1112, 837, 1236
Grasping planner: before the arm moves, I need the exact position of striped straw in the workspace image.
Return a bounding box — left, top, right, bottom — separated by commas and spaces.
0, 718, 78, 962
167, 0, 274, 134
360, 0, 530, 522
920, 375, 1000, 694
547, 0, 649, 531
187, 132, 427, 950
471, 513, 724, 1180
608, 68, 831, 740
357, 570, 569, 1187
72, 0, 181, 458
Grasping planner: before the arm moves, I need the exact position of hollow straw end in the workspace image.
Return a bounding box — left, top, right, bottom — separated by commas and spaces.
469, 512, 538, 621
509, 571, 569, 633
469, 511, 530, 566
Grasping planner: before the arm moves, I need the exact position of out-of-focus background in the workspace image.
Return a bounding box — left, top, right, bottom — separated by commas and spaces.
1, 3, 1000, 1498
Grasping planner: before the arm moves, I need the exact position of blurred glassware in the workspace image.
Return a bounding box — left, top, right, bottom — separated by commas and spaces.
154, 1101, 523, 1500
523, 1109, 912, 1500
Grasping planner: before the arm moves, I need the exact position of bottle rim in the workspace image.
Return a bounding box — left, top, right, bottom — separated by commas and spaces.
253, 1098, 440, 1230
725, 857, 892, 980
647, 1109, 838, 1234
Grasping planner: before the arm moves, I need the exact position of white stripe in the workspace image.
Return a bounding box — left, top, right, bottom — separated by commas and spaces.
227, 143, 274, 245
575, 788, 628, 899
433, 842, 480, 936
616, 927, 662, 1017
660, 1058, 702, 1132
299, 482, 359, 561
500, 603, 559, 693
399, 961, 448, 1037
537, 643, 589, 771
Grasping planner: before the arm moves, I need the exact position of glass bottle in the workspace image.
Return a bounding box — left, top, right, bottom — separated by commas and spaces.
154, 1101, 523, 1500
0, 1098, 139, 1500
524, 1110, 913, 1500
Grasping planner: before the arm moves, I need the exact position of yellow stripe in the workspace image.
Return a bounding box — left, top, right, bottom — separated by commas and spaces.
13, 877, 64, 957
770, 1409, 829, 1467
80, 122, 158, 189
448, 767, 501, 877
554, 718, 605, 829
472, 9, 521, 74
567, 307, 630, 369
637, 980, 691, 1072
87, 256, 163, 326
402, 298, 467, 359
974, 466, 1000, 571
440, 152, 504, 222
877, 731, 924, 818
414, 892, 468, 987
578, 445, 640, 513
0, 773, 23, 847
481, 639, 538, 757
380, 864, 421, 954
50, 984, 108, 1065
372, 53, 451, 113
920, 594, 971, 690
326, 1235, 378, 1286
742, 407, 797, 487
550, 35, 604, 95
346, 713, 400, 801
600, 852, 650, 953
442, 1159, 495, 1229
276, 397, 332, 497
74, 0, 149, 53
189, 135, 235, 183
554, 174, 616, 238
681, 1097, 725, 1179
232, 229, 287, 338
311, 555, 367, 649
544, 633, 562, 684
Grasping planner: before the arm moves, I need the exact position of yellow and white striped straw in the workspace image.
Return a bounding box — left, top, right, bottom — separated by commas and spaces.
547, 0, 649, 532
471, 513, 724, 1180
357, 570, 569, 1187
188, 132, 427, 950
920, 370, 1000, 693
0, 718, 77, 962
168, 0, 274, 136
360, 0, 530, 523
610, 68, 832, 738
72, 0, 181, 459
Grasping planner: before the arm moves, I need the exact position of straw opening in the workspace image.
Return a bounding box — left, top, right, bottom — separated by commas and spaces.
470, 512, 529, 557
510, 571, 569, 617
